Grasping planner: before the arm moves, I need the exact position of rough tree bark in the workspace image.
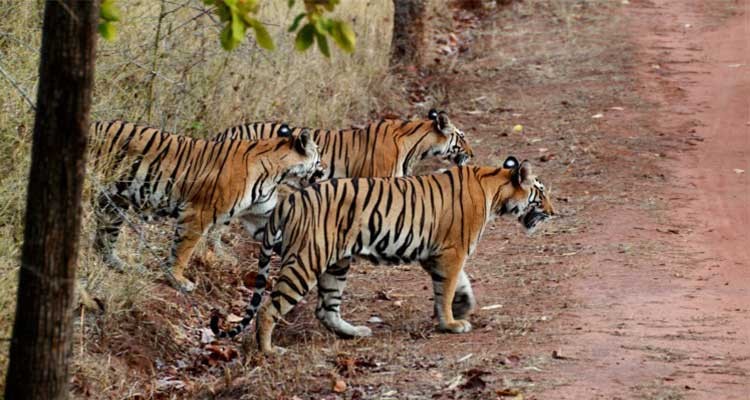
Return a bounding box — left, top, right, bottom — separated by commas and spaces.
390, 0, 427, 67
4, 1, 98, 399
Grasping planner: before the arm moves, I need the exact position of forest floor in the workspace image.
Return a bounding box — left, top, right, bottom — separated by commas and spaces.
70, 1, 749, 399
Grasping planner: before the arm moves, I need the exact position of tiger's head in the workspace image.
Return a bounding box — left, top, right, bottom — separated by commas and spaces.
495, 156, 555, 233
281, 129, 326, 189
423, 109, 474, 166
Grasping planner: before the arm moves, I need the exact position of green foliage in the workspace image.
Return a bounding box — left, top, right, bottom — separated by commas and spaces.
246, 18, 274, 50
98, 0, 120, 41
204, 0, 261, 50
289, 0, 356, 57
97, 0, 355, 55
204, 0, 355, 56
294, 23, 315, 51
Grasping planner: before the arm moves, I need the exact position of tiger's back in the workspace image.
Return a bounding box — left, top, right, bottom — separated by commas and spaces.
214, 110, 473, 180
212, 161, 554, 352
268, 168, 492, 267
89, 120, 322, 291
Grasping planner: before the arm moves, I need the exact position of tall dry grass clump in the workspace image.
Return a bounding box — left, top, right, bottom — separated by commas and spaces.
0, 0, 404, 395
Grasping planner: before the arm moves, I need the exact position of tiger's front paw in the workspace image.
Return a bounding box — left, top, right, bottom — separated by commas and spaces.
104, 254, 126, 272
262, 345, 288, 356
440, 319, 472, 333
172, 274, 196, 292
452, 292, 476, 319
352, 325, 373, 337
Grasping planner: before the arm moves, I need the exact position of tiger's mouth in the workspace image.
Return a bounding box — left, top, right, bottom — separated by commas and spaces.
306, 162, 326, 184
308, 169, 325, 184
519, 209, 550, 233
453, 153, 471, 166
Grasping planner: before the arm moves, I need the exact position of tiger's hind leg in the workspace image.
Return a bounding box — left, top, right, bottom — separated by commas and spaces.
257, 256, 319, 355
239, 212, 271, 242
208, 223, 238, 264
93, 187, 130, 271
432, 269, 475, 319
423, 249, 472, 333
315, 258, 372, 339
168, 208, 211, 292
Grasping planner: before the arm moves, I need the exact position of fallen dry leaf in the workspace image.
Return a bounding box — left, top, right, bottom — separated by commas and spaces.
497, 388, 522, 397
446, 374, 463, 390
375, 290, 393, 301
204, 344, 238, 362
552, 349, 571, 360
332, 377, 347, 393
226, 313, 244, 323
155, 377, 186, 391
459, 368, 490, 390
499, 354, 521, 367
540, 153, 556, 162
199, 328, 215, 344
335, 354, 378, 377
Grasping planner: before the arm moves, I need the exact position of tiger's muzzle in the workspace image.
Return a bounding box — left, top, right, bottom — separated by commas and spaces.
519, 208, 551, 232
453, 152, 471, 166
307, 161, 327, 184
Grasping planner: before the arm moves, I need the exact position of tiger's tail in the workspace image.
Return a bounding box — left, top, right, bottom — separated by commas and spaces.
209, 196, 292, 338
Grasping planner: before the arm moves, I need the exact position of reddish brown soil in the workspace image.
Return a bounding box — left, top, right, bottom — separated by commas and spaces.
71, 1, 749, 398
540, 0, 750, 398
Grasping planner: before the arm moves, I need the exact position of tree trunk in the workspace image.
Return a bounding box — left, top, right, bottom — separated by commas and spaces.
4, 1, 98, 399
390, 0, 427, 67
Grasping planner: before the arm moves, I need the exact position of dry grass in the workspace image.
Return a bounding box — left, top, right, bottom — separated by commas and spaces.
0, 0, 404, 395
0, 0, 651, 398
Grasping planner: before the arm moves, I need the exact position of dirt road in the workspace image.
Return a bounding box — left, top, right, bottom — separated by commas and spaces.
207, 1, 749, 397
85, 2, 748, 398
542, 0, 750, 398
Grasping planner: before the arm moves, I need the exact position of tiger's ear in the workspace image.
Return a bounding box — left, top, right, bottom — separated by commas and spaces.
512, 160, 534, 188
278, 124, 292, 137
293, 129, 312, 155
435, 111, 451, 134
427, 109, 439, 120
503, 156, 519, 169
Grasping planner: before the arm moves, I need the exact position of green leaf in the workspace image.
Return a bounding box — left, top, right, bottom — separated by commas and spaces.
98, 22, 116, 41
220, 24, 239, 50
100, 0, 121, 22
331, 20, 355, 53
314, 18, 327, 35
231, 12, 246, 43
203, 0, 215, 5
248, 18, 275, 50
216, 3, 231, 21
237, 0, 259, 15
295, 23, 315, 51
287, 0, 295, 8
315, 32, 330, 57
288, 12, 306, 32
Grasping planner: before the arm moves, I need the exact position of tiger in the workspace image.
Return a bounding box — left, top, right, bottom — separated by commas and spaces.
89, 120, 323, 292
215, 109, 473, 181
210, 109, 473, 245
210, 156, 555, 354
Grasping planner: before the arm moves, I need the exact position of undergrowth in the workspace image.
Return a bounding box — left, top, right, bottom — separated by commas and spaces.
0, 0, 403, 395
